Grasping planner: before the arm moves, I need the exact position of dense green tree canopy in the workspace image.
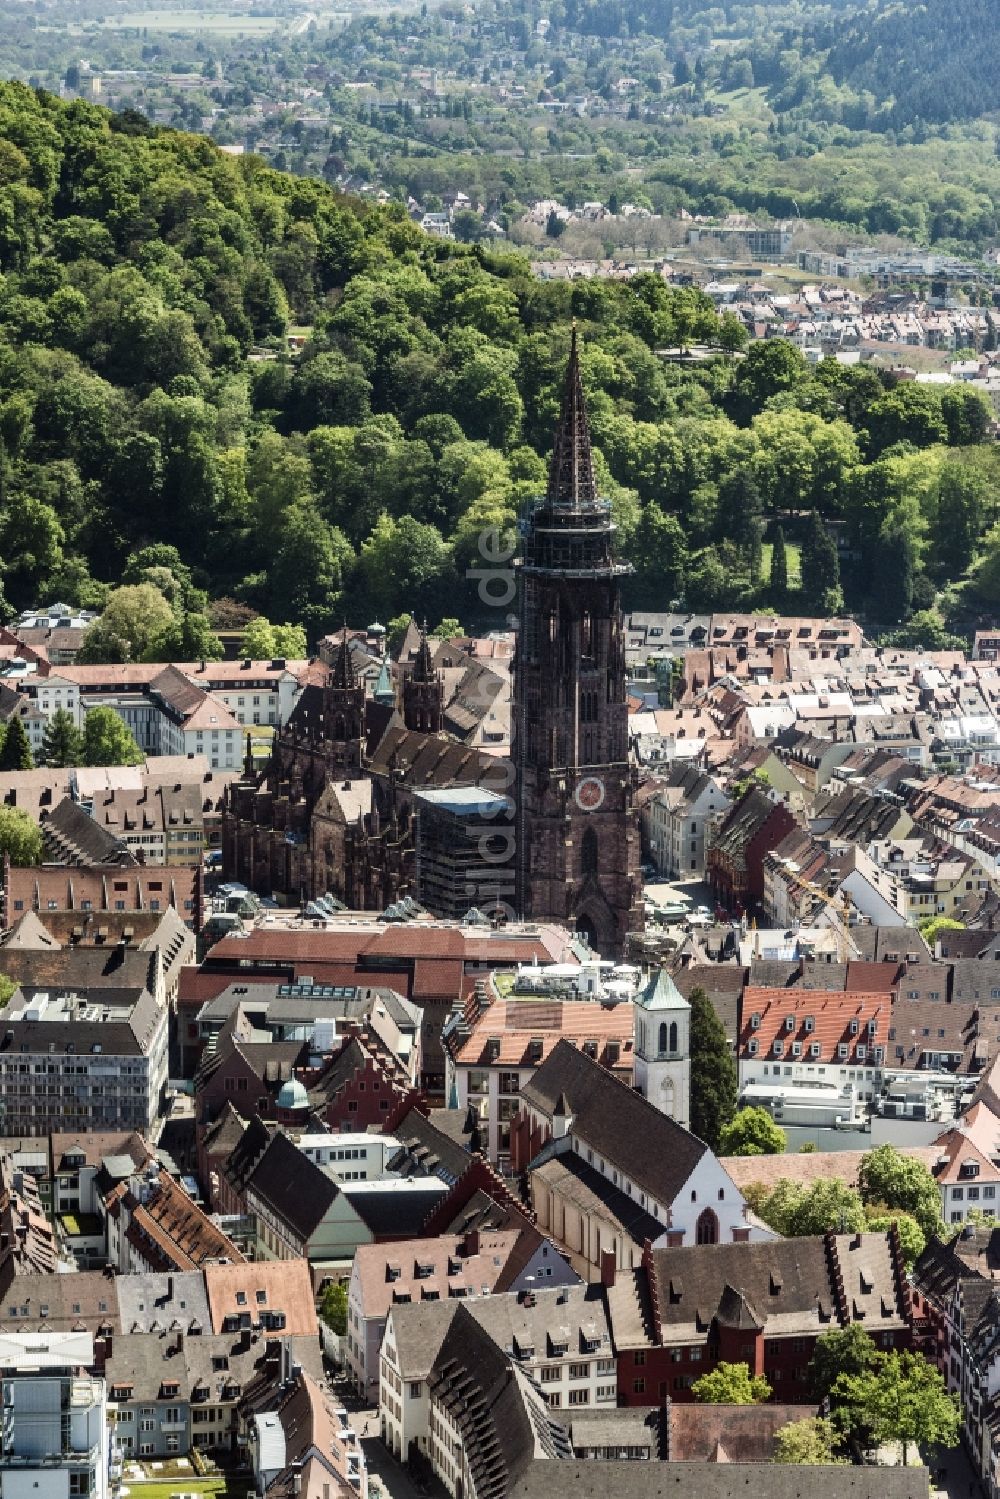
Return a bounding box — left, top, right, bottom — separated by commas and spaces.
0, 85, 994, 648
0, 804, 43, 865
81, 707, 144, 767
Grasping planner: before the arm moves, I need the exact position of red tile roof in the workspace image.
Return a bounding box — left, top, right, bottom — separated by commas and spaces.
739, 987, 890, 1065
455, 998, 634, 1069
845, 961, 900, 994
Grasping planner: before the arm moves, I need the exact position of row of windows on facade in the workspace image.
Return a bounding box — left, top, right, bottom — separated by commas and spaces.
11, 898, 193, 911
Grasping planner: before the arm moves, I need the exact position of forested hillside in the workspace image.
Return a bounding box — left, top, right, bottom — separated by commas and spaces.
2, 83, 1000, 649
823, 0, 999, 129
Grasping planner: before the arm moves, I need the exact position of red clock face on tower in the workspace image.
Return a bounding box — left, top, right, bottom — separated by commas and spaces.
575, 775, 606, 811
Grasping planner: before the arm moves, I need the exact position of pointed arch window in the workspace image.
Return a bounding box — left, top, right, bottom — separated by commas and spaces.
658, 1022, 668, 1055
669, 1021, 678, 1054
581, 826, 598, 875
696, 1209, 719, 1246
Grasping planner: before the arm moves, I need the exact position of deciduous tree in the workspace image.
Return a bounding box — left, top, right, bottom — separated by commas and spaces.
78, 585, 174, 664
0, 804, 43, 865
692, 1362, 771, 1404
831, 1351, 959, 1463
774, 1418, 844, 1465
857, 1144, 944, 1239
81, 707, 144, 767
718, 1106, 786, 1157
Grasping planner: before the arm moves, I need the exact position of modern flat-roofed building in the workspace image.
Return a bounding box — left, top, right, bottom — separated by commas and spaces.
0, 1330, 109, 1499
0, 983, 168, 1136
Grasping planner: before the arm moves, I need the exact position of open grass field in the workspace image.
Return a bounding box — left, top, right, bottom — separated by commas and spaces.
761, 540, 802, 588
98, 9, 282, 31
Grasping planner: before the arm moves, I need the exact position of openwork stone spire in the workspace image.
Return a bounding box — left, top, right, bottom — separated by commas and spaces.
546, 323, 598, 511
332, 625, 356, 689
412, 620, 435, 682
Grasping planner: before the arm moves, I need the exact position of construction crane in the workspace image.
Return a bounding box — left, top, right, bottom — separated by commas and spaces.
774, 857, 858, 964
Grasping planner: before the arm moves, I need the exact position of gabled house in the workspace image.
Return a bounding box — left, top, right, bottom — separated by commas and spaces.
509, 1042, 771, 1278
605, 1230, 912, 1404
643, 764, 731, 878
241, 1131, 447, 1263
248, 1368, 366, 1499
706, 788, 799, 913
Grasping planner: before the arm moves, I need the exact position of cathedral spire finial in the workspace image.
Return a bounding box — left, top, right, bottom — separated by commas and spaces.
547, 323, 597, 511
413, 619, 435, 682
332, 622, 356, 689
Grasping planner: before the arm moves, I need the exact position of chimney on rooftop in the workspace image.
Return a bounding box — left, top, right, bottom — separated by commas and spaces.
600, 1249, 616, 1289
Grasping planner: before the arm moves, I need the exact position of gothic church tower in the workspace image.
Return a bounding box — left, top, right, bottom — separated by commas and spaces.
512, 330, 642, 956
403, 624, 444, 734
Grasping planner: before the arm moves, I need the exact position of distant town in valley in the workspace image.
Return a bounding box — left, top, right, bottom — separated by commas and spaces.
7, 0, 1000, 1495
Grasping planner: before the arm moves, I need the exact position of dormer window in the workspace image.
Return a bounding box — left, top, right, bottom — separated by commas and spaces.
784, 1015, 795, 1033
804, 1016, 815, 1033
772, 1039, 783, 1057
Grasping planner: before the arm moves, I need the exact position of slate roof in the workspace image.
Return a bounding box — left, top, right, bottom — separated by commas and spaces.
347, 1185, 447, 1237
521, 1040, 707, 1204
388, 1107, 476, 1184
244, 1133, 339, 1243
531, 1153, 663, 1244
508, 1464, 931, 1499
427, 1303, 572, 1497
642, 1232, 908, 1348
115, 1271, 209, 1335
40, 796, 133, 865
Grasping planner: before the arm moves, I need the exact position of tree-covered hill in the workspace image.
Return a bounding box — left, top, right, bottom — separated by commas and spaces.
1, 82, 999, 646
822, 0, 1000, 128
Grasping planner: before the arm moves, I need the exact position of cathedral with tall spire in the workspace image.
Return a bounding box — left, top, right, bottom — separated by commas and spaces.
222, 333, 641, 957
512, 329, 643, 956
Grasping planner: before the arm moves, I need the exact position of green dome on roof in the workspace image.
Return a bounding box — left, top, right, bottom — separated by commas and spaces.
277, 1077, 309, 1111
